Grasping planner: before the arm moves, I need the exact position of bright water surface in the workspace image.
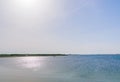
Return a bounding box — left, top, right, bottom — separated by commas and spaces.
0, 55, 120, 82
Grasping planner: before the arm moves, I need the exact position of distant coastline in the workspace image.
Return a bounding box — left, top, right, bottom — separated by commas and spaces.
0, 54, 67, 57
0, 54, 119, 57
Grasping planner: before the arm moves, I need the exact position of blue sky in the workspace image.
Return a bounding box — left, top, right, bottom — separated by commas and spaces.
0, 0, 120, 54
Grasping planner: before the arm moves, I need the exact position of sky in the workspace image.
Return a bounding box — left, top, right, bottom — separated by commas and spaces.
0, 0, 120, 54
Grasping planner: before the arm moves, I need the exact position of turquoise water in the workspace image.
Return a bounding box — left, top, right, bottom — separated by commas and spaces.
0, 55, 120, 82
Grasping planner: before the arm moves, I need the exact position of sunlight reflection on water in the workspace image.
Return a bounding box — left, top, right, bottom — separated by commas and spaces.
15, 57, 46, 71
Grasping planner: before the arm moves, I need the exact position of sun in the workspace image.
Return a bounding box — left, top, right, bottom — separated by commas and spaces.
12, 0, 51, 11
14, 0, 38, 8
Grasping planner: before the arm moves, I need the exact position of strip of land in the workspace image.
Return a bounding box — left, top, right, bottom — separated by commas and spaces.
0, 54, 67, 57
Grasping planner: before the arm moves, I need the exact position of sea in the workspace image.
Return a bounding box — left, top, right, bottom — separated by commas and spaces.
0, 55, 120, 82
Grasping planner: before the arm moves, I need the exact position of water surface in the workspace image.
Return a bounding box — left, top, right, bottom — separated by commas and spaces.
0, 55, 120, 82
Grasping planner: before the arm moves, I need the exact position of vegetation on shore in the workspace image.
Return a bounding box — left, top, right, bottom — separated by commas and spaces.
0, 54, 67, 57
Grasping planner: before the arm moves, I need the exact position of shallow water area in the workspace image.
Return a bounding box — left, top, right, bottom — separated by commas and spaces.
0, 55, 120, 82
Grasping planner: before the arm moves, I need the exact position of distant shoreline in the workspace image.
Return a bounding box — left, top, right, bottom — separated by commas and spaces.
0, 54, 67, 57
0, 54, 120, 57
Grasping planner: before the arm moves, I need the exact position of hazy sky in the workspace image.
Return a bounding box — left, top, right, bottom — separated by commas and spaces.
0, 0, 120, 54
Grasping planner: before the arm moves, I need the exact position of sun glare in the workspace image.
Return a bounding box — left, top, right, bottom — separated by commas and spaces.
16, 57, 46, 71
12, 0, 51, 12
14, 0, 38, 8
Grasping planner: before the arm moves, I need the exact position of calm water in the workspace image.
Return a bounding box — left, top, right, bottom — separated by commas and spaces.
0, 55, 120, 82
